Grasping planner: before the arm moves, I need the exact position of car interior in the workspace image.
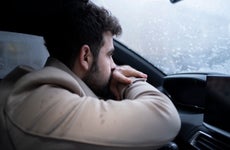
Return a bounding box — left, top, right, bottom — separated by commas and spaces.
1, 0, 230, 150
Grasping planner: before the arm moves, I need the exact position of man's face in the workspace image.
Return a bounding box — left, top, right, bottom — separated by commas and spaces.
83, 31, 116, 97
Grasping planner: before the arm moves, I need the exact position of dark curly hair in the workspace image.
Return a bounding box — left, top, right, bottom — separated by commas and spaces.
44, 0, 122, 69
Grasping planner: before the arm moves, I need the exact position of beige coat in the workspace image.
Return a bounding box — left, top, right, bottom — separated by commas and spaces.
4, 58, 181, 150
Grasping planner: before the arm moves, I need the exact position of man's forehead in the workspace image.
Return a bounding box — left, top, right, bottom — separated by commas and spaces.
101, 32, 114, 51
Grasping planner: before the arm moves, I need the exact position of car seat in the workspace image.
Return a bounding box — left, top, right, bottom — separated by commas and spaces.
0, 31, 49, 79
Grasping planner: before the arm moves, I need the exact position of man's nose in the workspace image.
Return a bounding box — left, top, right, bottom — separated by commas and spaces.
111, 58, 116, 69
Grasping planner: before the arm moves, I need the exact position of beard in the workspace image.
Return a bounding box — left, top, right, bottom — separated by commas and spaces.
82, 63, 112, 99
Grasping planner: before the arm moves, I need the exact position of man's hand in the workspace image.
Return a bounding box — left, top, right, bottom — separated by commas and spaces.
110, 65, 147, 100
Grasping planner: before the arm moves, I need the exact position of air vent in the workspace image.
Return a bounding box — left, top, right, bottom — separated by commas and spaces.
190, 131, 230, 150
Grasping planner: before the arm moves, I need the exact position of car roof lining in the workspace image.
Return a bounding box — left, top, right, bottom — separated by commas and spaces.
0, 0, 65, 36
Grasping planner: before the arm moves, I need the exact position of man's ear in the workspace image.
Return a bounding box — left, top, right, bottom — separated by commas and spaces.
78, 44, 93, 71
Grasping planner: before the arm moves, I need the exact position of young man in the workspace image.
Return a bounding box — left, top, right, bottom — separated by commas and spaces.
4, 0, 181, 149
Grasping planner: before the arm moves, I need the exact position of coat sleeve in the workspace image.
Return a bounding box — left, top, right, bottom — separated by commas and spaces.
6, 69, 181, 149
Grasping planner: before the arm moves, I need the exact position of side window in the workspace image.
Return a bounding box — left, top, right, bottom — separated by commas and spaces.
0, 31, 49, 78
93, 0, 230, 75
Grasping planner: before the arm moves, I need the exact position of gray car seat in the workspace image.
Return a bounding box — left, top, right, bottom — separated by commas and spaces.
0, 31, 49, 79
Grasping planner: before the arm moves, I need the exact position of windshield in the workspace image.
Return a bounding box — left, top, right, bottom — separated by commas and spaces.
93, 0, 230, 75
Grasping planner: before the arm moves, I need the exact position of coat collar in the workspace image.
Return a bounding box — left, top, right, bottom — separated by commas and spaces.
45, 57, 98, 98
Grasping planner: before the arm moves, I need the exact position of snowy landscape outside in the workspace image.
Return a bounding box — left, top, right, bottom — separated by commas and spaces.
93, 0, 230, 75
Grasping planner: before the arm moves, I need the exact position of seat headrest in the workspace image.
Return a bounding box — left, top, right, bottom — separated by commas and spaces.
0, 31, 49, 79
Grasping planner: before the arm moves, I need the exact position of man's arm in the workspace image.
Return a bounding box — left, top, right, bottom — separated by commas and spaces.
6, 66, 181, 149
110, 65, 148, 100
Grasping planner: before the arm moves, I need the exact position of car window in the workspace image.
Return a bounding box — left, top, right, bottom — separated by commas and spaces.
93, 0, 230, 75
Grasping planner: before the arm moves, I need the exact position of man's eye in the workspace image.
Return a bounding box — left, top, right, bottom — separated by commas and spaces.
108, 51, 114, 57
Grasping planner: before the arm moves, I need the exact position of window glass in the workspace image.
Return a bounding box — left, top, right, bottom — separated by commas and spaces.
0, 31, 49, 78
93, 0, 230, 75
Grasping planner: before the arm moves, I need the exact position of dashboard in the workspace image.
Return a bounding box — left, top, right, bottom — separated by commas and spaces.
163, 73, 230, 149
